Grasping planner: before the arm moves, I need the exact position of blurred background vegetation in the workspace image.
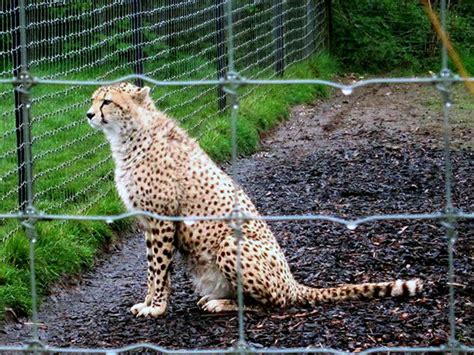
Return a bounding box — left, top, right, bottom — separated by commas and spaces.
332, 0, 474, 73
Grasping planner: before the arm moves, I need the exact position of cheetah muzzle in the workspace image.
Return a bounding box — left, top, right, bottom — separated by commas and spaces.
87, 82, 423, 318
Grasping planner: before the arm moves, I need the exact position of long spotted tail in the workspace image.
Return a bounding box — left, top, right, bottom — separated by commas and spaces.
296, 279, 423, 305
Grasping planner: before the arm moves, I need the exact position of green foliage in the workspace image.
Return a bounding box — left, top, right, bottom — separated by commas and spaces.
450, 2, 474, 73
2, 235, 30, 269
461, 50, 474, 74
0, 264, 31, 315
332, 0, 474, 73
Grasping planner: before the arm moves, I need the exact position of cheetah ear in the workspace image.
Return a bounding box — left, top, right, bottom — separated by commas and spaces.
134, 86, 151, 102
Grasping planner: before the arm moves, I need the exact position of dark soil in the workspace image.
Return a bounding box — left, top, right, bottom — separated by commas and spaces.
1, 84, 472, 352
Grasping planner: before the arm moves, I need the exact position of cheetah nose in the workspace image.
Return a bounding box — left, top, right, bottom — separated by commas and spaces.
86, 112, 95, 120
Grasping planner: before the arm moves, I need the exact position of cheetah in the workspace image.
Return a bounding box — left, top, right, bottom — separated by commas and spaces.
86, 82, 422, 318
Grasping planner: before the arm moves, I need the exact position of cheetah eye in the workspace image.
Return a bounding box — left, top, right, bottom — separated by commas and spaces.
103, 99, 113, 105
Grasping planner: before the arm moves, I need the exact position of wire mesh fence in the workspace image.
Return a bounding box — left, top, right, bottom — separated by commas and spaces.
0, 0, 328, 241
0, 0, 473, 353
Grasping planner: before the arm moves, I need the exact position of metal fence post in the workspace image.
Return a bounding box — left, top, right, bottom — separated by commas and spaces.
325, 0, 333, 53
305, 0, 315, 57
12, 0, 39, 345
166, 0, 177, 77
131, 0, 144, 87
215, 0, 227, 111
12, 0, 31, 212
273, 0, 285, 76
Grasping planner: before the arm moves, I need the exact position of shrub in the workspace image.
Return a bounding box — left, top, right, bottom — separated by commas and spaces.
332, 0, 474, 73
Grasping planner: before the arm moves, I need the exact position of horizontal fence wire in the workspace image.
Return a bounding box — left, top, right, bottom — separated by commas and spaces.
0, 0, 473, 354
1, 210, 473, 226
0, 343, 473, 355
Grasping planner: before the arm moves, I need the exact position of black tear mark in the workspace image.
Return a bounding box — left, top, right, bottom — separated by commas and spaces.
99, 100, 112, 124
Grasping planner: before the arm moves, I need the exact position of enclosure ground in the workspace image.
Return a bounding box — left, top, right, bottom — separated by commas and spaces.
1, 83, 472, 351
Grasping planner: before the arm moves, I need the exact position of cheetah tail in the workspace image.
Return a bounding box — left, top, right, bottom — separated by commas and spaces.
296, 279, 423, 305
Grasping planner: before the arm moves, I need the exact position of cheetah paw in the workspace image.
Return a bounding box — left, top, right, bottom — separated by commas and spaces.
130, 302, 147, 315
136, 305, 167, 318
201, 299, 238, 313
197, 295, 212, 307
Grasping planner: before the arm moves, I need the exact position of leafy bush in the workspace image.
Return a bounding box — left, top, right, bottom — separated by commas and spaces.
332, 0, 474, 73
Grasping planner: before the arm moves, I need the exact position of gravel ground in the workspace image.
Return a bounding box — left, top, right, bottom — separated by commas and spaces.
1, 83, 472, 352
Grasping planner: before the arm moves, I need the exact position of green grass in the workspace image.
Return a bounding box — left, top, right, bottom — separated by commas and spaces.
0, 52, 337, 319
459, 50, 474, 74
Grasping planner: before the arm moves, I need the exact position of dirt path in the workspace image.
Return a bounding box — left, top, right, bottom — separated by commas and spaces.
2, 83, 472, 351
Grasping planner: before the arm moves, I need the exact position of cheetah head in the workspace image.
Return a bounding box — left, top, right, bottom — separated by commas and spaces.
86, 82, 154, 135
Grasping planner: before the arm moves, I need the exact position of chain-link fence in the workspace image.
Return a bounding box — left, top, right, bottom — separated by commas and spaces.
0, 0, 328, 241
0, 0, 473, 353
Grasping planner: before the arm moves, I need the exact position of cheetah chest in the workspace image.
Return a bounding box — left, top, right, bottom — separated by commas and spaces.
115, 166, 135, 210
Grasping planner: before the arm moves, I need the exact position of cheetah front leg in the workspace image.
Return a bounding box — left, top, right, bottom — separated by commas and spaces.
129, 231, 158, 315
131, 221, 175, 318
